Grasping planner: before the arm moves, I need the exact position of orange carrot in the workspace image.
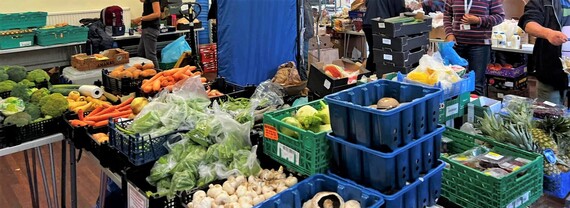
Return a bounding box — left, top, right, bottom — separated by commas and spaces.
152, 79, 161, 92
184, 69, 193, 76
88, 107, 104, 117
116, 97, 134, 108
93, 120, 109, 128
117, 105, 131, 112
92, 106, 117, 116
78, 109, 85, 121
84, 121, 96, 126
200, 77, 208, 83
143, 85, 153, 93
193, 71, 202, 76
188, 66, 197, 71
162, 68, 181, 76
70, 120, 88, 127
84, 110, 133, 122
173, 69, 186, 80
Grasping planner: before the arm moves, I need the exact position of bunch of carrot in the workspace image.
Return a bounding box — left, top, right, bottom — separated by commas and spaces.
141, 65, 207, 94
68, 97, 134, 128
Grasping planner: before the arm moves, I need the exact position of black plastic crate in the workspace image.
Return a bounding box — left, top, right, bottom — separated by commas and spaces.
373, 46, 425, 67
371, 15, 432, 38
108, 119, 179, 166
373, 33, 429, 52
102, 69, 144, 96
307, 64, 373, 98
0, 80, 50, 99
0, 116, 62, 146
375, 62, 418, 77
63, 112, 89, 149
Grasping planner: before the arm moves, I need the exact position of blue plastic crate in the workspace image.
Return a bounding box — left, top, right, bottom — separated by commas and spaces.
331, 161, 445, 208
544, 172, 570, 199
398, 70, 475, 101
324, 79, 443, 151
257, 174, 384, 208
328, 126, 444, 192
108, 119, 177, 166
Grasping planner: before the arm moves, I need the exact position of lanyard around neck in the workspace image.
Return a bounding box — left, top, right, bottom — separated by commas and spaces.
465, 0, 474, 14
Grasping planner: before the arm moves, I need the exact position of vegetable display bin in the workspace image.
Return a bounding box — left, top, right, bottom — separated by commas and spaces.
441, 128, 543, 208
257, 174, 384, 208
0, 32, 35, 49
0, 116, 62, 145
398, 70, 476, 101
371, 15, 432, 38
330, 161, 445, 208
263, 100, 330, 176
373, 33, 429, 52
35, 26, 88, 46
373, 46, 426, 68
108, 119, 177, 166
0, 12, 47, 30
328, 126, 445, 192
438, 92, 470, 123
544, 172, 570, 199
0, 80, 49, 99
102, 69, 144, 96
324, 79, 442, 151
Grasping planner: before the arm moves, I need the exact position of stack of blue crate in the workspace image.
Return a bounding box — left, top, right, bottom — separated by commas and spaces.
324, 79, 447, 208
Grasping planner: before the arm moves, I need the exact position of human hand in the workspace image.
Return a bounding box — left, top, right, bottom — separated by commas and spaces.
546, 30, 568, 46
132, 17, 142, 25
446, 35, 456, 43
461, 14, 480, 25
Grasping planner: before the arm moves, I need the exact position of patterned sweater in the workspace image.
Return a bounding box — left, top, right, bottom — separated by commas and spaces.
443, 0, 505, 45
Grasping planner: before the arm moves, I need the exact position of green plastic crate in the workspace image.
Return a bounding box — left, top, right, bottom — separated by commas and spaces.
439, 92, 470, 123
0, 12, 47, 30
36, 26, 88, 46
441, 128, 543, 208
0, 32, 35, 49
263, 99, 330, 176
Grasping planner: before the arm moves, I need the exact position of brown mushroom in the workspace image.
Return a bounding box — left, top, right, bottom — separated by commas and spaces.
377, 97, 400, 110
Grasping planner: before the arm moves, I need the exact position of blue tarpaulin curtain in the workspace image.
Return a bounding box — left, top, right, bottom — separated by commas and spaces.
217, 0, 298, 86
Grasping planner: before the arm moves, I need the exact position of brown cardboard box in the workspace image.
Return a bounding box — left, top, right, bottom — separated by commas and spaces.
309, 35, 334, 50
71, 49, 129, 71
429, 27, 446, 40
334, 34, 367, 59
309, 48, 339, 66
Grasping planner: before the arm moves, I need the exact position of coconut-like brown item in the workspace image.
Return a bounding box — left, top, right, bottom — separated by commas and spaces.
377, 97, 400, 110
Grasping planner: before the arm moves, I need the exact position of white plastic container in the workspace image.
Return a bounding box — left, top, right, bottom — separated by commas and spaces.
497, 32, 507, 48
510, 34, 521, 49
491, 31, 499, 47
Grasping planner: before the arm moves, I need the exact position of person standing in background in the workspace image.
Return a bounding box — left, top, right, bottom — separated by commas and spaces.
300, 0, 315, 80
443, 0, 504, 96
133, 0, 161, 68
363, 0, 406, 73
518, 0, 569, 105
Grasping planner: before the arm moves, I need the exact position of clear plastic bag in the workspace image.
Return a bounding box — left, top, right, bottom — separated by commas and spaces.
228, 145, 262, 176
197, 163, 217, 187
406, 54, 461, 92
251, 80, 285, 109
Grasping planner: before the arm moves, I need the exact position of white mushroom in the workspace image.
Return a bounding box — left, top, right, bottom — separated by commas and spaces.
285, 176, 298, 187
252, 195, 266, 205
263, 191, 276, 200
235, 185, 247, 197
207, 184, 224, 198
276, 184, 288, 193
215, 192, 230, 205
223, 181, 236, 195
345, 200, 362, 208
238, 196, 253, 205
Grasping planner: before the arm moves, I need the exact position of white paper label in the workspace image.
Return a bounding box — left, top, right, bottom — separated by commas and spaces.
382, 38, 392, 45
128, 182, 148, 208
543, 101, 557, 107
19, 41, 32, 47
278, 143, 299, 165
446, 103, 459, 116
323, 79, 331, 89
498, 93, 504, 98
484, 152, 504, 161
505, 82, 514, 88
383, 54, 393, 61
378, 23, 386, 28
506, 191, 530, 208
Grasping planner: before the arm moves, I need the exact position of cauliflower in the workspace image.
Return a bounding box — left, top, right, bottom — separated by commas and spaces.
0, 80, 17, 92
19, 79, 35, 88
24, 103, 41, 120
0, 97, 25, 116
31, 88, 50, 104
0, 69, 8, 82
6, 66, 27, 82
26, 69, 50, 83
10, 83, 31, 102
39, 93, 68, 117
3, 112, 32, 127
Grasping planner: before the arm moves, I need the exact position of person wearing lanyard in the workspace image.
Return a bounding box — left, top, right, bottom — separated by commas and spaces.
519, 0, 569, 105
443, 0, 504, 96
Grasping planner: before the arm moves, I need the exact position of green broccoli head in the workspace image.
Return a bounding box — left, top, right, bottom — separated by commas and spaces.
0, 70, 8, 82
6, 66, 27, 82
39, 93, 68, 117
0, 80, 17, 93
10, 83, 30, 102
4, 112, 32, 127
31, 88, 50, 104
19, 79, 36, 88
24, 103, 41, 120
26, 69, 50, 83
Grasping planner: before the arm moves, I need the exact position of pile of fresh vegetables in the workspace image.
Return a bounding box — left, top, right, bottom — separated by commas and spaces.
108, 63, 157, 79
187, 167, 299, 208
141, 65, 206, 94
280, 101, 331, 138
0, 66, 50, 93
67, 97, 135, 128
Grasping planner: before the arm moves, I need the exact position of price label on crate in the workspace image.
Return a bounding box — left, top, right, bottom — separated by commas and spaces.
264, 124, 279, 141
127, 182, 148, 208
323, 79, 331, 89
278, 143, 299, 165
383, 54, 393, 61
382, 38, 392, 45
19, 41, 32, 47
378, 23, 386, 28
446, 103, 459, 116
506, 191, 530, 208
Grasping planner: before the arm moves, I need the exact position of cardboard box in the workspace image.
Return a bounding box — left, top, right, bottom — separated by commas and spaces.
307, 59, 372, 97
309, 36, 334, 50
487, 85, 529, 101
336, 35, 367, 59
429, 26, 446, 40
71, 49, 129, 71
467, 96, 502, 124
309, 48, 339, 65
486, 73, 528, 90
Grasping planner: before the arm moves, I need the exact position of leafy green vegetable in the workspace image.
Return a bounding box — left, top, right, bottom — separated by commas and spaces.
131, 111, 162, 134
316, 100, 330, 124
147, 154, 178, 185
205, 132, 249, 163
228, 149, 262, 176
197, 163, 217, 187
154, 179, 172, 199
281, 117, 302, 138
4, 112, 32, 127
184, 116, 222, 147
170, 170, 196, 194
0, 97, 25, 116
39, 93, 68, 117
